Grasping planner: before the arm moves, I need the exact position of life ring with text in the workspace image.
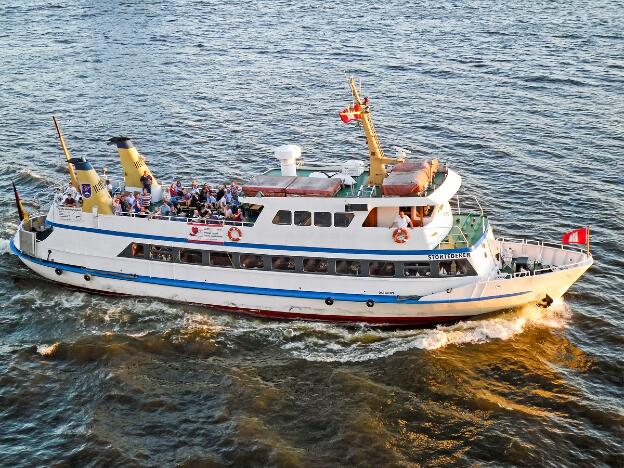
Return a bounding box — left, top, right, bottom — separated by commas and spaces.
392, 227, 409, 244
227, 226, 243, 242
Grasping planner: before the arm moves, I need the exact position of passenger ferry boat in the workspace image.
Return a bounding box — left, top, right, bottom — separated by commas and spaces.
10, 79, 593, 325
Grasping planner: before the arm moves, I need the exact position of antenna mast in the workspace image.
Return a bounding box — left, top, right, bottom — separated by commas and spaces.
346, 77, 404, 185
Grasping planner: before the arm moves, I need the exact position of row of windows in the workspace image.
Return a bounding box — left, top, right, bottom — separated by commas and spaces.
272, 210, 355, 227
122, 243, 476, 278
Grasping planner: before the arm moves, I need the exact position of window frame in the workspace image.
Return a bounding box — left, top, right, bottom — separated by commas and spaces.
335, 259, 362, 276
272, 210, 292, 225
294, 211, 312, 227
334, 212, 355, 228
314, 212, 332, 227
239, 253, 265, 270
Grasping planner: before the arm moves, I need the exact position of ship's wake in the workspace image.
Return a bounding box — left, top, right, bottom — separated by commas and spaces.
274, 302, 571, 362
30, 293, 571, 364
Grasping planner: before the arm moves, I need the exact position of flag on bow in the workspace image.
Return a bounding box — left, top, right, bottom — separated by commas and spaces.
561, 227, 588, 245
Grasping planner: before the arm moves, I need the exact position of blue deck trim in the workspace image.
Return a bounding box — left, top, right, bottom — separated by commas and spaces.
46, 220, 489, 256
10, 238, 529, 305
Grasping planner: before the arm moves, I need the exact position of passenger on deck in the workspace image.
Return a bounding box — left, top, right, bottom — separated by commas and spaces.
161, 187, 171, 203
200, 203, 211, 219
218, 194, 228, 210
140, 170, 153, 193
216, 185, 226, 202
137, 206, 149, 218
141, 188, 152, 208
112, 196, 122, 215
207, 191, 216, 205
126, 192, 136, 208
120, 195, 131, 214
199, 184, 210, 203
191, 181, 199, 195
157, 201, 171, 217
105, 179, 113, 196
189, 193, 200, 209
231, 207, 243, 222
175, 180, 184, 196
182, 189, 192, 206
390, 210, 413, 229
224, 205, 233, 219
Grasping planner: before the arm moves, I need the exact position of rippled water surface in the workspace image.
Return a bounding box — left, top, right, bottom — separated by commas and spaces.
1, 0, 623, 465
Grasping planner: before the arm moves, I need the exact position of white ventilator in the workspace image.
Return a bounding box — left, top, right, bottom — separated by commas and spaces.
392, 146, 412, 160
274, 145, 302, 176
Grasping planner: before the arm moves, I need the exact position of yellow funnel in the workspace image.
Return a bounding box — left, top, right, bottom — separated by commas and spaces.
70, 158, 113, 215
108, 136, 162, 201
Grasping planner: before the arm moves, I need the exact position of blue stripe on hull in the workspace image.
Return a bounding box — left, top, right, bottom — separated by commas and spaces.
46, 220, 489, 256
10, 238, 529, 305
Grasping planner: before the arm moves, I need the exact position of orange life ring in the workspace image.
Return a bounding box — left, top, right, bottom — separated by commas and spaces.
227, 226, 242, 242
392, 227, 409, 244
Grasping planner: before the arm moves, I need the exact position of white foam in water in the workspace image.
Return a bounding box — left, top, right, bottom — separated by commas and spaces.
0, 239, 10, 254
279, 303, 572, 363
37, 342, 60, 356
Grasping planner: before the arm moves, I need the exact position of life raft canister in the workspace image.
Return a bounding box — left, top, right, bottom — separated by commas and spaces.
392, 227, 409, 244
227, 226, 242, 242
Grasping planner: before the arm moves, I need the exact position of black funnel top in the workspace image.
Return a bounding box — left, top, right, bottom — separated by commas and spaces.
108, 136, 134, 149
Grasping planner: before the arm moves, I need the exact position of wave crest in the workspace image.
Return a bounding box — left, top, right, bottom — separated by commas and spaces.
279, 303, 571, 362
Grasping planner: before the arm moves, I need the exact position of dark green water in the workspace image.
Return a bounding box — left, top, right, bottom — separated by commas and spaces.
0, 0, 622, 465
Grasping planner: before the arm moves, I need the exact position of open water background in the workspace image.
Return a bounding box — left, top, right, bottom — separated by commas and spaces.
1, 0, 623, 466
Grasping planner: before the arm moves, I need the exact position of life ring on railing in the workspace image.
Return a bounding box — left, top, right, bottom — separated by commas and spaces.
392, 228, 409, 244
227, 226, 242, 242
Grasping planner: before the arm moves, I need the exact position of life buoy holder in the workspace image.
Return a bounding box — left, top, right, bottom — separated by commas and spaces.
392, 228, 409, 244
227, 226, 242, 242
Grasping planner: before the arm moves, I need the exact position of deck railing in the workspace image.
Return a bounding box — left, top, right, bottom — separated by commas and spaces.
494, 237, 591, 279
115, 211, 255, 227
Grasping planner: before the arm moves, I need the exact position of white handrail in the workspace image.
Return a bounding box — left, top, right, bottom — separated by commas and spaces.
497, 237, 588, 255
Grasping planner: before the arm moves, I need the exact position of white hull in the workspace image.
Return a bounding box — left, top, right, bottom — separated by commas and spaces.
14, 241, 591, 326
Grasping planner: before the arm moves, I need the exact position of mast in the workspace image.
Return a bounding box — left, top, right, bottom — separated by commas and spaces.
52, 117, 79, 189
346, 77, 404, 185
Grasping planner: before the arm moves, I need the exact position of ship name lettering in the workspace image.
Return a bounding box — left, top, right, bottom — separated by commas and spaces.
427, 252, 470, 260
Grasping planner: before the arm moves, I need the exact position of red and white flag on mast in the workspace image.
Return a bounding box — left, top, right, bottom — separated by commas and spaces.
561, 227, 588, 245
339, 104, 362, 123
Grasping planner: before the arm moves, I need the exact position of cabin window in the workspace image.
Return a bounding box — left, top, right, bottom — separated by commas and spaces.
404, 262, 431, 277
335, 260, 361, 276
314, 212, 332, 227
180, 249, 203, 265
131, 243, 144, 258
334, 212, 354, 228
272, 210, 291, 225
210, 251, 234, 268
240, 254, 264, 269
369, 261, 396, 277
150, 245, 173, 262
303, 257, 328, 273
294, 211, 312, 226
438, 259, 472, 276
272, 256, 296, 271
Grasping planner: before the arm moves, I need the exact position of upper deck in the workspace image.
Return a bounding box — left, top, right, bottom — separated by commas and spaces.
259, 166, 448, 199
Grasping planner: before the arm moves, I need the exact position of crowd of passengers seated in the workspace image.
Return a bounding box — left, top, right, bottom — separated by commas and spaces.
112, 179, 244, 222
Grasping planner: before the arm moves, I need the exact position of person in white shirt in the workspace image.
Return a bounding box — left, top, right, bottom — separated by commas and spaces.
390, 210, 413, 229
